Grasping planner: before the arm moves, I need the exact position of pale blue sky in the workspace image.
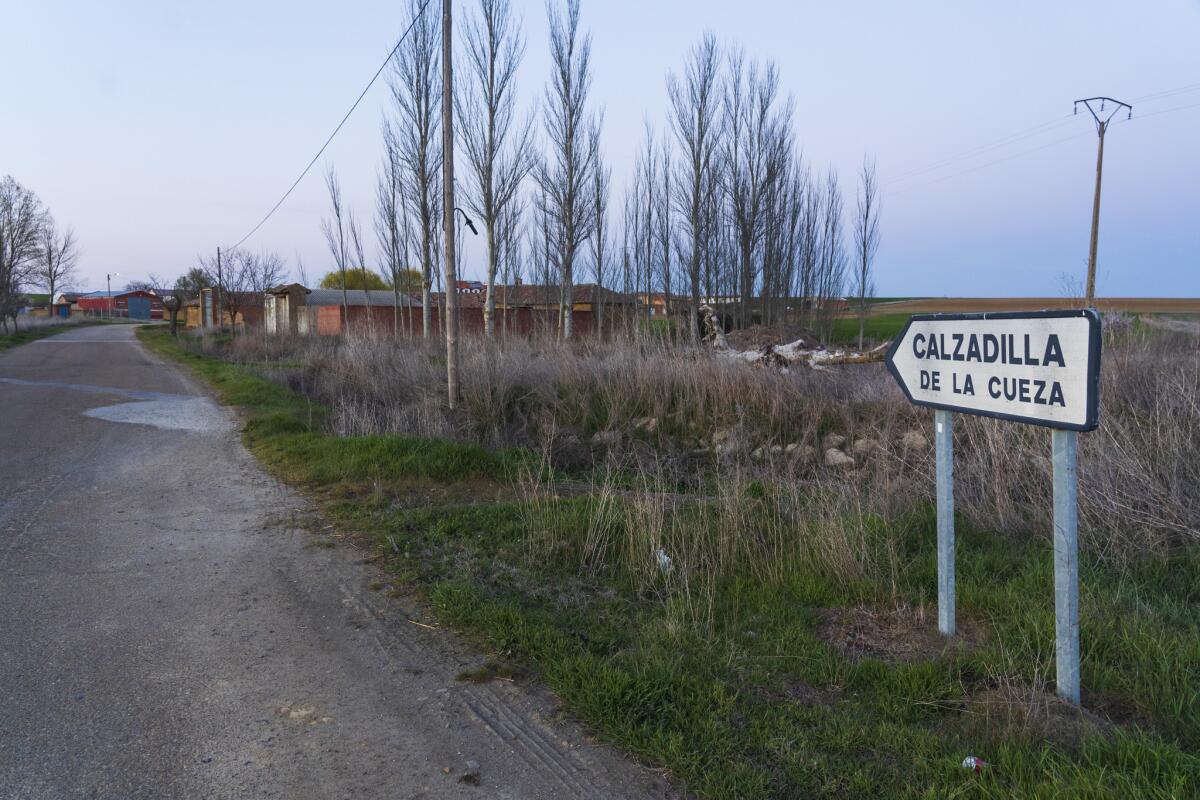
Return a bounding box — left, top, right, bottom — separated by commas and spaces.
4, 0, 1198, 296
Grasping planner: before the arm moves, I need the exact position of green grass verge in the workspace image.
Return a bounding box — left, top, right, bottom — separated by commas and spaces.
137, 327, 526, 484
140, 326, 1200, 799
0, 320, 104, 352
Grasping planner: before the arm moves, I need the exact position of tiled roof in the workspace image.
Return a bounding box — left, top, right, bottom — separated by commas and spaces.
433, 283, 637, 308
305, 289, 420, 308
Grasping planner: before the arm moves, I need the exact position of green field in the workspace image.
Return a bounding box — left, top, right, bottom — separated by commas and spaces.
139, 326, 1199, 800
828, 313, 910, 346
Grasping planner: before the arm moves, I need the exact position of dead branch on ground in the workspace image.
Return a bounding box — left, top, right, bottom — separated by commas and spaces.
699, 304, 889, 370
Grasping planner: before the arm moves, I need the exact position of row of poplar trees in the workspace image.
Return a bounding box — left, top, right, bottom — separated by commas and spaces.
350, 0, 880, 343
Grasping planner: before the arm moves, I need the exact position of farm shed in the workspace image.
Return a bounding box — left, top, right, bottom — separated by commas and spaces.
307, 289, 423, 336
433, 283, 640, 337
263, 283, 310, 335
115, 290, 157, 320
76, 291, 118, 315
76, 290, 159, 319
263, 282, 638, 338
197, 287, 265, 328
53, 292, 81, 318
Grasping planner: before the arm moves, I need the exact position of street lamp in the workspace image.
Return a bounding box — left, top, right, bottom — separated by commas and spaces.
106, 272, 120, 320
452, 207, 479, 287
454, 207, 478, 235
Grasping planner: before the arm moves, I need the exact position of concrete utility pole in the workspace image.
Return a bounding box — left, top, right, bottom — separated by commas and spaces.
1074, 97, 1132, 305
441, 0, 460, 408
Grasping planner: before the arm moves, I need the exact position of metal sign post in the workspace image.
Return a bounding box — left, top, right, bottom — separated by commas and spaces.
887, 309, 1101, 704
1052, 429, 1080, 704
935, 409, 955, 637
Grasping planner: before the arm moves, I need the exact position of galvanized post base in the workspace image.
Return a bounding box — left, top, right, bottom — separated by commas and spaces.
1053, 429, 1081, 704
935, 410, 955, 637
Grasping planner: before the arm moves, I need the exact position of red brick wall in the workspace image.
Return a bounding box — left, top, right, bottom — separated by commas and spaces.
311, 305, 637, 338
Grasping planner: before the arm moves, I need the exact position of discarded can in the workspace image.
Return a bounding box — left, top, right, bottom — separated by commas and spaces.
962, 756, 989, 772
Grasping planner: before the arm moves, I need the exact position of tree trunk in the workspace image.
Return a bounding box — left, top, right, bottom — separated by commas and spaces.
440, 0, 460, 407
484, 220, 497, 336
422, 234, 432, 338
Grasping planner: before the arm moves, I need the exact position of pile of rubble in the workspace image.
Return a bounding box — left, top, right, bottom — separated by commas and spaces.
700, 304, 890, 371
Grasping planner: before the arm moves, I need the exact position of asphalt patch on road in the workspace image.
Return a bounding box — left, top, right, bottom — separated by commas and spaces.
0, 376, 230, 433
84, 397, 231, 433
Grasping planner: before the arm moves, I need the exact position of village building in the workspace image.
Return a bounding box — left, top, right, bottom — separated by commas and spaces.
263, 282, 639, 337
74, 289, 162, 319
261, 286, 422, 335
196, 287, 265, 328
52, 292, 81, 318
433, 283, 641, 336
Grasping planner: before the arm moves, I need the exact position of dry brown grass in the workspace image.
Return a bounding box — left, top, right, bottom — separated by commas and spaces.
196, 322, 1200, 561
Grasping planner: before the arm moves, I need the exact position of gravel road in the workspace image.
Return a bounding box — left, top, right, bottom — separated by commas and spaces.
0, 324, 675, 800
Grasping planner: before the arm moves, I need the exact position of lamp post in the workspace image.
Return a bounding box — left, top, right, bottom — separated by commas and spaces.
453, 207, 478, 236
106, 272, 119, 320
453, 206, 478, 290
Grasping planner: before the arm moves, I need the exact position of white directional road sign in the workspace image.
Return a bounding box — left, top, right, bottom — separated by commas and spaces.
886, 309, 1102, 431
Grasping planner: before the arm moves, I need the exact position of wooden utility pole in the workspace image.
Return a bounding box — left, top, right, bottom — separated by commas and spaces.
216, 246, 224, 327
441, 0, 460, 408
1074, 97, 1131, 305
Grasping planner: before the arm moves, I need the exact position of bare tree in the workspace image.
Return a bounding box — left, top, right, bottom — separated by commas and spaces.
174, 266, 213, 294
532, 179, 558, 335
245, 250, 286, 299
34, 219, 80, 308
757, 130, 796, 326
295, 252, 310, 287
377, 123, 411, 336
163, 294, 183, 336
124, 275, 165, 292
724, 50, 791, 328
217, 249, 284, 330
459, 0, 534, 337
815, 167, 847, 337
0, 176, 47, 332
618, 192, 640, 337
630, 123, 658, 326
853, 156, 881, 349
350, 214, 373, 330
796, 173, 820, 327
390, 0, 441, 338
321, 166, 352, 325
589, 153, 610, 336
657, 134, 674, 324
497, 196, 525, 335
213, 250, 251, 329
537, 0, 600, 340
667, 32, 722, 342
778, 162, 807, 326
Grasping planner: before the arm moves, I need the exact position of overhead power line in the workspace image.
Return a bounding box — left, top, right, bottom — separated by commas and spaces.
1130, 81, 1200, 104
885, 115, 1075, 185
1122, 100, 1200, 122
887, 132, 1088, 196
886, 80, 1200, 188
225, 0, 433, 251
887, 94, 1200, 197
